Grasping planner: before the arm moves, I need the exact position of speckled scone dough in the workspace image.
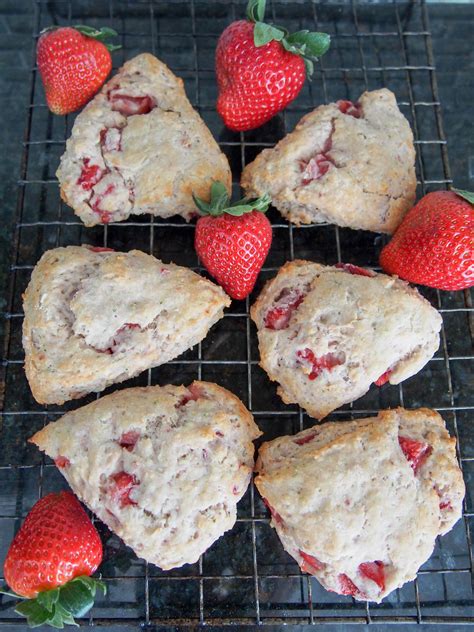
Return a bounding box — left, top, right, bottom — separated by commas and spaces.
251, 260, 442, 419
23, 246, 230, 404
57, 53, 231, 226
241, 89, 416, 233
30, 382, 261, 570
255, 408, 464, 602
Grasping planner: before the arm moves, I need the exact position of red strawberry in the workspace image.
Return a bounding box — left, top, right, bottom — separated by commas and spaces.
3, 491, 104, 628
37, 26, 120, 115
193, 181, 272, 300
380, 189, 474, 291
216, 0, 330, 131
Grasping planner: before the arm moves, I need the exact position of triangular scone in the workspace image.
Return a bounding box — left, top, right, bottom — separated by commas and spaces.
23, 246, 230, 404
255, 408, 465, 602
241, 89, 416, 234
57, 53, 231, 226
30, 382, 262, 570
251, 260, 442, 419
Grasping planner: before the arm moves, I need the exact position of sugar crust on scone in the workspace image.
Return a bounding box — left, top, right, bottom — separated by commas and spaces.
30, 382, 262, 570
22, 246, 230, 404
57, 53, 231, 226
241, 89, 416, 234
255, 407, 465, 602
251, 260, 442, 419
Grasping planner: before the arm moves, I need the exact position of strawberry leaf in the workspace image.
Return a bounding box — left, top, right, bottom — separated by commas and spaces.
254, 22, 286, 47
36, 588, 60, 612
193, 183, 271, 217
452, 187, 474, 205
285, 31, 331, 58
57, 579, 94, 618
246, 0, 266, 23
209, 181, 231, 212
15, 600, 52, 628
73, 25, 121, 52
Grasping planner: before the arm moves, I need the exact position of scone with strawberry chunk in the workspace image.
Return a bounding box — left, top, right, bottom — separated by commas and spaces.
30, 382, 261, 570
241, 89, 416, 233
57, 53, 231, 226
255, 408, 464, 602
251, 260, 442, 419
23, 246, 230, 404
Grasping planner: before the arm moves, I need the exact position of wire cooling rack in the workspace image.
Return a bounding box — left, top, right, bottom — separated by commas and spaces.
0, 0, 473, 628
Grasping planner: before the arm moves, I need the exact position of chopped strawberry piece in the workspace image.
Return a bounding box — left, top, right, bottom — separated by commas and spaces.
398, 436, 432, 474
294, 431, 318, 446
54, 456, 70, 468
299, 550, 325, 573
100, 127, 122, 152
338, 573, 361, 596
109, 93, 156, 116
262, 498, 284, 525
77, 158, 104, 191
176, 383, 203, 407
110, 471, 139, 507
119, 430, 140, 451
296, 348, 345, 380
88, 246, 115, 252
335, 262, 376, 277
359, 561, 385, 592
300, 153, 334, 185
264, 287, 306, 330
337, 100, 362, 118
375, 369, 392, 386
440, 500, 452, 511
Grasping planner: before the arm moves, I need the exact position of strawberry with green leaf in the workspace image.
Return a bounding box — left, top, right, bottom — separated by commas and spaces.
216, 0, 330, 131
1, 491, 104, 628
193, 182, 272, 300
37, 25, 120, 115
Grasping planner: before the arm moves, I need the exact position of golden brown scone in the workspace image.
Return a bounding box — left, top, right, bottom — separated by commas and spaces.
23, 246, 230, 404
241, 89, 416, 233
31, 382, 262, 570
57, 53, 231, 226
251, 260, 442, 419
255, 408, 464, 602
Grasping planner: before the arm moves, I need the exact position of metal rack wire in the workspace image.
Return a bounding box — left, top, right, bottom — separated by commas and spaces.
0, 0, 473, 627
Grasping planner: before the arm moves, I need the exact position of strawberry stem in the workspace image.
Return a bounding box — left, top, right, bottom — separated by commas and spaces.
245, 0, 330, 77
193, 181, 271, 218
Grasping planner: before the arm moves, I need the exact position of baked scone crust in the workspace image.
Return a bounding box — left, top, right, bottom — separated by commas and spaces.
30, 382, 262, 570
251, 260, 442, 419
255, 408, 465, 602
241, 89, 416, 233
57, 53, 231, 226
23, 246, 230, 404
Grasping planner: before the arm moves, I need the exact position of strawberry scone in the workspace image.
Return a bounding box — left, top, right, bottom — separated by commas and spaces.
30, 382, 261, 570
57, 53, 231, 226
251, 260, 442, 419
241, 89, 416, 233
23, 246, 230, 404
255, 408, 464, 602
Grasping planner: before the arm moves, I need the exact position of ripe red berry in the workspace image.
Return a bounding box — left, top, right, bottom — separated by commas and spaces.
380, 189, 474, 291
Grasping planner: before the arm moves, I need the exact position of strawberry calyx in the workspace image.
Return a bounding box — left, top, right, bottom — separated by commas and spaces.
40, 25, 121, 52
0, 575, 106, 629
245, 0, 330, 77
193, 181, 271, 218
452, 187, 474, 206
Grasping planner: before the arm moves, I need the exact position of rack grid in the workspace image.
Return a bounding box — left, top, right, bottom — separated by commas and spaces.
0, 0, 473, 627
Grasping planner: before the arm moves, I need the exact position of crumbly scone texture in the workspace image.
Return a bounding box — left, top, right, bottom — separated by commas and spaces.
251, 260, 442, 419
23, 246, 230, 404
241, 88, 416, 234
255, 408, 464, 602
30, 382, 262, 570
57, 53, 231, 226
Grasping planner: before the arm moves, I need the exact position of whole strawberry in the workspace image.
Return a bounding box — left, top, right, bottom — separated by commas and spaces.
193, 182, 272, 299
2, 491, 104, 628
37, 25, 120, 115
380, 189, 474, 291
216, 0, 330, 131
